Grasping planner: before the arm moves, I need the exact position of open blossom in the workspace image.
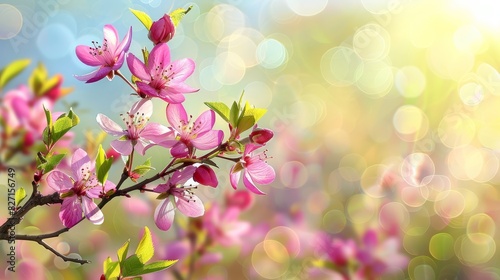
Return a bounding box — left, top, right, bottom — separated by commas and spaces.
203, 203, 250, 247
46, 149, 115, 228
230, 144, 275, 195
154, 166, 204, 231
96, 99, 172, 156
164, 103, 223, 158
127, 43, 198, 103
75, 24, 132, 83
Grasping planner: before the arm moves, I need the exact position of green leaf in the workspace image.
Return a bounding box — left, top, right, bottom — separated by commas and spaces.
249, 108, 267, 123
129, 8, 153, 30
103, 257, 121, 280
142, 47, 149, 66
117, 239, 130, 264
52, 117, 72, 144
42, 153, 65, 173
229, 101, 240, 127
135, 226, 154, 264
121, 255, 143, 277
15, 187, 26, 206
236, 115, 255, 134
170, 5, 192, 27
43, 105, 52, 129
29, 63, 47, 95
204, 102, 230, 122
95, 145, 112, 184
238, 90, 245, 107
140, 260, 178, 275
38, 75, 59, 96
0, 59, 30, 90
132, 158, 154, 177
67, 108, 80, 127
96, 145, 105, 172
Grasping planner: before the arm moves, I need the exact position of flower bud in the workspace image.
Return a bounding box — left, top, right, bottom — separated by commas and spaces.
193, 165, 218, 188
225, 190, 254, 210
249, 127, 273, 145
148, 14, 175, 45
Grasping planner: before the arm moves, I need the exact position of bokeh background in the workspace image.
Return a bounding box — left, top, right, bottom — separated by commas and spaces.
2, 0, 500, 279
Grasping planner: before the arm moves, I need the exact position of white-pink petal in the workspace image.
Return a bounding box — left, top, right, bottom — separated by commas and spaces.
96, 114, 126, 137
110, 139, 133, 156
130, 98, 153, 119
176, 195, 204, 217
46, 171, 73, 192
243, 171, 266, 195
247, 161, 275, 185
169, 58, 196, 83
154, 199, 176, 231
102, 24, 119, 50
193, 110, 215, 134
81, 196, 104, 225
140, 123, 172, 143
191, 130, 223, 150
229, 167, 241, 190
71, 148, 92, 182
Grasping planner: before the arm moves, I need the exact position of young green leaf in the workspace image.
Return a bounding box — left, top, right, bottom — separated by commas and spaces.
96, 145, 106, 172
29, 63, 47, 95
236, 115, 255, 134
96, 145, 113, 184
103, 257, 121, 280
135, 226, 154, 264
42, 153, 66, 173
43, 105, 52, 129
15, 187, 26, 206
117, 239, 131, 263
170, 5, 192, 27
129, 8, 153, 30
204, 102, 230, 122
132, 158, 154, 178
139, 260, 178, 275
229, 101, 240, 128
121, 255, 143, 277
0, 59, 30, 90
52, 116, 73, 144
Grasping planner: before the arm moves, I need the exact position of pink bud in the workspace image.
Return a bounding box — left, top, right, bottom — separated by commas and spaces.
148, 14, 175, 45
106, 147, 121, 163
193, 165, 218, 187
249, 127, 274, 145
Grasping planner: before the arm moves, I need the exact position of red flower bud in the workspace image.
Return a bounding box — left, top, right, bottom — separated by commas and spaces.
193, 165, 218, 188
249, 127, 273, 145
148, 14, 175, 45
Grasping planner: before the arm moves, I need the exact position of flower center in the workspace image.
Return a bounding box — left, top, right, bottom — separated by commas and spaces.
88, 39, 115, 66
120, 109, 150, 139
149, 62, 176, 90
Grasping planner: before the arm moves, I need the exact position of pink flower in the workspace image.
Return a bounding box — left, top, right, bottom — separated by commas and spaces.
46, 149, 116, 228
230, 144, 275, 195
127, 43, 198, 103
153, 166, 204, 231
164, 103, 223, 158
149, 14, 175, 45
75, 24, 132, 83
203, 203, 250, 247
96, 99, 172, 156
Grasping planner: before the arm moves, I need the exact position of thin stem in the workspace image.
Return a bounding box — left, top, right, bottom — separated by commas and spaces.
38, 239, 89, 264
115, 70, 138, 93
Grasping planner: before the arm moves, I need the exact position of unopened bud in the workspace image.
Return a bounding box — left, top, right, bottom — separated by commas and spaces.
148, 14, 175, 45
249, 128, 273, 145
193, 165, 218, 188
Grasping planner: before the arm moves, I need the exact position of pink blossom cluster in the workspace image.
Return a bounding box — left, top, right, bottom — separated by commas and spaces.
45, 13, 276, 230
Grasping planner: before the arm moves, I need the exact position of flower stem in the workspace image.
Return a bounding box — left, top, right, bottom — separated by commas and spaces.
115, 70, 138, 93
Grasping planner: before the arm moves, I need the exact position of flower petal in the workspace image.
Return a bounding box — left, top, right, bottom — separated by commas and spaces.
169, 58, 196, 83
170, 142, 189, 158
46, 171, 73, 192
165, 83, 199, 94
193, 110, 215, 134
130, 98, 153, 119
81, 196, 104, 225
59, 197, 82, 228
111, 139, 133, 156
74, 67, 112, 83
191, 130, 223, 150
115, 26, 132, 55
102, 24, 119, 50
96, 114, 126, 137
171, 166, 196, 185
229, 166, 241, 190
148, 43, 171, 73
246, 161, 275, 185
127, 54, 150, 81
158, 89, 186, 103
75, 45, 102, 66
71, 148, 92, 182
243, 171, 266, 195
176, 195, 204, 217
154, 199, 176, 231
140, 123, 173, 144
166, 103, 188, 130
